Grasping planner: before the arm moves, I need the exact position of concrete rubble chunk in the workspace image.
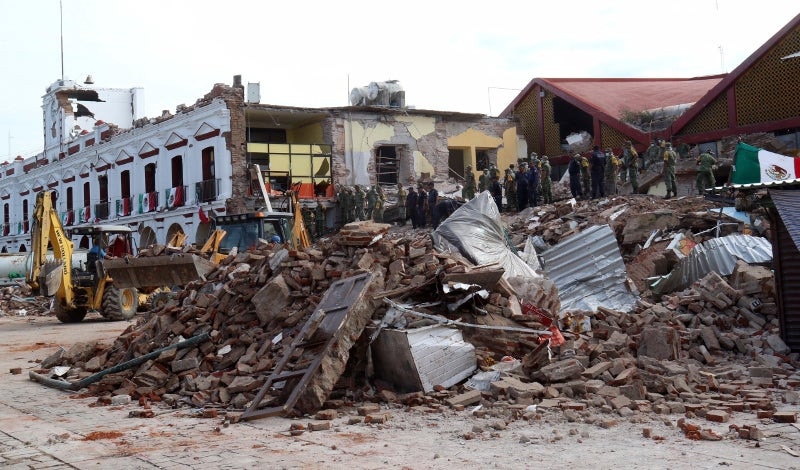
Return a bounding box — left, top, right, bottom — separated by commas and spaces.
535, 358, 585, 383
252, 274, 291, 324
638, 326, 680, 360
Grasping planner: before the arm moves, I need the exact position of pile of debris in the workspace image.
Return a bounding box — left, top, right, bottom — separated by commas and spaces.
0, 284, 50, 317
30, 192, 794, 440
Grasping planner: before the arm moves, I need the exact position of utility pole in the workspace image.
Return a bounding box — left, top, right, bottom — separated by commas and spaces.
60, 0, 64, 80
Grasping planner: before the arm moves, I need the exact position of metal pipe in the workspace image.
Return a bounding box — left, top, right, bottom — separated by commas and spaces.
29, 332, 210, 391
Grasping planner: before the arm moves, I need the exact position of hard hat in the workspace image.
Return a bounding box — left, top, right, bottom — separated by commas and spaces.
271, 235, 281, 243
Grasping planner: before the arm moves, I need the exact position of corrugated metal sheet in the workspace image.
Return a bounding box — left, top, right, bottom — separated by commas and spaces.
770, 207, 800, 351
541, 224, 636, 312
652, 234, 773, 294
714, 178, 800, 190
770, 190, 800, 251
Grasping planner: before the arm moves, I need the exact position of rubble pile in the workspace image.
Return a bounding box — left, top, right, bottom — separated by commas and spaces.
0, 285, 50, 317
36, 221, 556, 412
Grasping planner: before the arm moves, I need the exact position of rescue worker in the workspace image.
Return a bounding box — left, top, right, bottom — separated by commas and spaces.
696, 150, 717, 194
540, 156, 552, 204
407, 186, 419, 228
416, 184, 427, 228
645, 139, 660, 171
302, 207, 315, 240
516, 162, 530, 211
373, 185, 386, 222
314, 202, 326, 237
504, 167, 517, 212
366, 185, 377, 220
622, 141, 639, 193
354, 185, 366, 220
489, 163, 499, 180
580, 154, 591, 198
478, 168, 489, 193
489, 174, 503, 211
663, 142, 678, 199
604, 148, 621, 196
427, 182, 440, 228
527, 157, 540, 207
396, 184, 407, 225
676, 140, 691, 159
337, 187, 349, 226
589, 145, 605, 199
462, 165, 477, 200
568, 154, 583, 199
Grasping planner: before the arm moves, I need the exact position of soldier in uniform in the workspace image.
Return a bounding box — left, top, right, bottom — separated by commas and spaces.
489, 174, 503, 211
314, 202, 326, 237
645, 139, 659, 171
580, 154, 591, 198
489, 163, 499, 180
589, 145, 605, 199
504, 167, 517, 212
540, 156, 552, 204
416, 184, 427, 228
604, 147, 621, 196
568, 155, 583, 199
516, 162, 529, 211
462, 165, 476, 200
396, 184, 407, 225
354, 185, 366, 220
676, 140, 691, 159
528, 156, 540, 207
622, 141, 639, 193
337, 187, 348, 226
373, 185, 386, 222
663, 142, 678, 199
366, 186, 377, 220
478, 168, 489, 193
696, 150, 717, 194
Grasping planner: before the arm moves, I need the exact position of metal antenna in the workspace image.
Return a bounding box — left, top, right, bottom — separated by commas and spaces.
60, 0, 64, 80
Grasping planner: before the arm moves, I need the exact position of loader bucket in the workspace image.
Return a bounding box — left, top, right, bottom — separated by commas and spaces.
101, 254, 217, 289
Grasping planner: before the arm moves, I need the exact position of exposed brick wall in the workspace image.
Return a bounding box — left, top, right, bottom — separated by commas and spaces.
211, 84, 247, 214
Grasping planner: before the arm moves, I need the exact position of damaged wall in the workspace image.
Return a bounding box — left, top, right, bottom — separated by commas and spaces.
332, 111, 519, 186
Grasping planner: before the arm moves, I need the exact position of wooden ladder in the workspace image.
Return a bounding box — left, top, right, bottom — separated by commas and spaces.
242, 273, 370, 421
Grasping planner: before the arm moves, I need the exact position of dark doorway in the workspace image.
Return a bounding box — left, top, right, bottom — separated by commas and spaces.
120, 170, 131, 199
98, 175, 108, 202
83, 182, 90, 207
448, 149, 465, 179
376, 146, 398, 184
476, 150, 489, 171
202, 147, 215, 181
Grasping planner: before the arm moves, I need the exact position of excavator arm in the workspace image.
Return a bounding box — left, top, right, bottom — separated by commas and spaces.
27, 191, 75, 308
287, 190, 310, 250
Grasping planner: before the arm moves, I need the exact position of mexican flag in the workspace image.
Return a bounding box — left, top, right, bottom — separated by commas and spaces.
166, 186, 183, 208
731, 142, 800, 185
139, 192, 155, 213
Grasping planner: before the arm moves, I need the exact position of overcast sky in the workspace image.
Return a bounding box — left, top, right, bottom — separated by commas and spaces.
0, 1, 797, 161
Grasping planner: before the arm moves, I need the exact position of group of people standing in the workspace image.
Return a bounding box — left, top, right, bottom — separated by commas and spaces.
460, 154, 554, 213
336, 184, 387, 224
404, 182, 458, 229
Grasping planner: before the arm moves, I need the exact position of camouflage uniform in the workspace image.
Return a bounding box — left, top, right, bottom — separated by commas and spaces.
354, 185, 366, 220
462, 165, 476, 200
373, 185, 386, 222
302, 207, 315, 240
366, 186, 377, 220
663, 143, 678, 198
696, 152, 717, 194
540, 157, 552, 204
315, 203, 326, 237
622, 141, 639, 193
504, 168, 517, 212
604, 148, 621, 195
580, 155, 591, 197
478, 169, 488, 193
645, 141, 659, 170
396, 185, 407, 225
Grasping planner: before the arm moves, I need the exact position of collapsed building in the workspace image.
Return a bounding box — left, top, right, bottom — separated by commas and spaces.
0, 78, 524, 252
501, 13, 800, 184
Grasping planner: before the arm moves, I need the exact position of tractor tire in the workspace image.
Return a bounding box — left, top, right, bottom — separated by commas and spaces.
53, 301, 87, 323
101, 285, 138, 321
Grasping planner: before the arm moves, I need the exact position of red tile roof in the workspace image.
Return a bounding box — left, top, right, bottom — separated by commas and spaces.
540, 76, 725, 119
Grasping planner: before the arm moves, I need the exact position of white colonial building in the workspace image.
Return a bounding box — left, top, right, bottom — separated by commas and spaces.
0, 78, 232, 252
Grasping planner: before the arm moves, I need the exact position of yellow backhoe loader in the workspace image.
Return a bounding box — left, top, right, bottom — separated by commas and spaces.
27, 191, 139, 323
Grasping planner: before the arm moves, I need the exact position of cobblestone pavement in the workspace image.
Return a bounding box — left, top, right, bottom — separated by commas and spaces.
2, 314, 800, 469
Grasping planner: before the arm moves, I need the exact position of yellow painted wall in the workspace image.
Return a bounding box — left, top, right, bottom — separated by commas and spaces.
286, 122, 324, 144
447, 126, 519, 171
345, 121, 396, 151
396, 115, 436, 139
413, 150, 434, 177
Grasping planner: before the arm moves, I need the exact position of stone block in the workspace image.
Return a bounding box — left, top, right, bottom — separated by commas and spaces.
638, 327, 680, 360
536, 358, 585, 383
252, 274, 292, 324
446, 390, 482, 407
706, 410, 729, 423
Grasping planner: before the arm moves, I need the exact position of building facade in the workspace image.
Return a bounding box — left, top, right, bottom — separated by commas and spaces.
2, 78, 521, 252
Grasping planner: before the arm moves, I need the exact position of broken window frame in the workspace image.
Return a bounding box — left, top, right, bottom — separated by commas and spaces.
376, 146, 399, 185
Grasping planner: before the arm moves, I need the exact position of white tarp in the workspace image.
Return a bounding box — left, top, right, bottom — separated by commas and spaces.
432, 191, 538, 280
